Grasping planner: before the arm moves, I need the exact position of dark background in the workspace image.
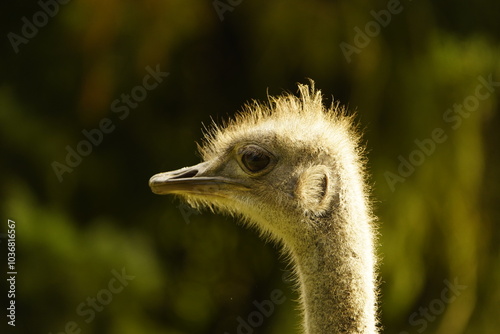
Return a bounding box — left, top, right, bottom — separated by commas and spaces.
1, 0, 499, 333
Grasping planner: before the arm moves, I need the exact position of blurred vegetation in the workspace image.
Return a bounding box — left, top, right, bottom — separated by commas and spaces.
1, 0, 499, 333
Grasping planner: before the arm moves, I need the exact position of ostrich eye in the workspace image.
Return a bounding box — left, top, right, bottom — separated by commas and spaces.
239, 145, 272, 173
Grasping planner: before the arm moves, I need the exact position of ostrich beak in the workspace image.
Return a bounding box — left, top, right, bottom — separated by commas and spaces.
149, 161, 249, 196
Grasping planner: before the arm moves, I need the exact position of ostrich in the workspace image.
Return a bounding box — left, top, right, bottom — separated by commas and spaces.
149, 82, 378, 334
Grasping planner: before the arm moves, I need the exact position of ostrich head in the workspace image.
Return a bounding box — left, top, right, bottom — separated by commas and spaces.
150, 83, 370, 250
149, 82, 377, 334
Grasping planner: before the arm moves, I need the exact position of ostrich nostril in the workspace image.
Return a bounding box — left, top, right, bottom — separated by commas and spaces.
171, 169, 198, 179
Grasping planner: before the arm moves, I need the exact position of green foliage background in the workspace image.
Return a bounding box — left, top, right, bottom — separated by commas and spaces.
1, 1, 499, 333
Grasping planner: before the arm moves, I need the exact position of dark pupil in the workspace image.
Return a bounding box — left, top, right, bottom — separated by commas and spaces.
242, 150, 270, 172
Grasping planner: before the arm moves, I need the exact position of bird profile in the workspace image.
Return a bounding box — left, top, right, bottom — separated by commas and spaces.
149, 81, 378, 334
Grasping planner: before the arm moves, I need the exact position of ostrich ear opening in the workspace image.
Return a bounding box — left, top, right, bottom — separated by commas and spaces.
295, 165, 332, 215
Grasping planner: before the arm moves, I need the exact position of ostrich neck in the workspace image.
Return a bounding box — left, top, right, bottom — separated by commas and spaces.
289, 214, 377, 334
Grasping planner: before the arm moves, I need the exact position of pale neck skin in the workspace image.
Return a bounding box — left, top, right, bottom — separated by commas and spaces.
286, 213, 377, 334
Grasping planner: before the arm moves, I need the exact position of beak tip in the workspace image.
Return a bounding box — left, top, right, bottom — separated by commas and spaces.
148, 174, 158, 186
149, 173, 165, 194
